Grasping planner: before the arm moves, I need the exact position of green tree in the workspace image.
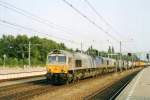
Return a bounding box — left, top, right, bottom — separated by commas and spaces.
0, 34, 69, 66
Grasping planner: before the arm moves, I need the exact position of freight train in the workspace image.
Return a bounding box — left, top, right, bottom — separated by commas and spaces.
46, 50, 145, 84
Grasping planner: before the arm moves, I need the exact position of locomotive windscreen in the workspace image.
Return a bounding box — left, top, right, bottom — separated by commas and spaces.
58, 56, 66, 63
48, 56, 57, 63
48, 55, 66, 64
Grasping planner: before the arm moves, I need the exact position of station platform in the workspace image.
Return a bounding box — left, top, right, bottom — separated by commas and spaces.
116, 67, 150, 100
0, 67, 46, 80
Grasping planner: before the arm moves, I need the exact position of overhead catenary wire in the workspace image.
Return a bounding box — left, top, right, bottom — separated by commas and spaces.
0, 0, 75, 36
0, 0, 88, 50
0, 19, 80, 45
0, 0, 95, 51
0, 0, 133, 52
62, 0, 131, 53
0, 4, 70, 40
84, 0, 135, 53
0, 22, 22, 32
84, 0, 123, 39
62, 0, 119, 43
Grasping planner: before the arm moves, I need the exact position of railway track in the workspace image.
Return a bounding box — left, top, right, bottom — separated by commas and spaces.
84, 70, 141, 100
0, 72, 115, 100
0, 79, 60, 100
0, 68, 142, 100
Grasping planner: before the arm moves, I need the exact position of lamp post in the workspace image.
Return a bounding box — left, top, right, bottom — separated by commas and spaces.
3, 54, 6, 67
22, 52, 25, 68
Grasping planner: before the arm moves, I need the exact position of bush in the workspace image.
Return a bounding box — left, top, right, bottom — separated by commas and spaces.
31, 58, 43, 65
0, 58, 3, 65
6, 58, 18, 66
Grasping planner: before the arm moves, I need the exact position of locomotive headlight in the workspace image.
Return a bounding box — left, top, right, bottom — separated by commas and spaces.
48, 69, 51, 72
61, 69, 65, 73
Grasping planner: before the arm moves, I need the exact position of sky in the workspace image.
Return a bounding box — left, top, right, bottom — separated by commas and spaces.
0, 0, 150, 56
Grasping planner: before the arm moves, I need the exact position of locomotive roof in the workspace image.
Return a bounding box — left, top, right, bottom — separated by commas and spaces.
49, 49, 91, 58
48, 50, 116, 60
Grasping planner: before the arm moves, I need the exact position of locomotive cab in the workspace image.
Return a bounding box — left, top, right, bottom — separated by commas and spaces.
46, 50, 69, 83
47, 54, 68, 73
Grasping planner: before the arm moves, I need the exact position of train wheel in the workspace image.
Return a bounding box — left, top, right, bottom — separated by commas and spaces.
67, 73, 73, 83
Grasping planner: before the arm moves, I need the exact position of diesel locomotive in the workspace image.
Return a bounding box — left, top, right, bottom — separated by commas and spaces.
46, 50, 145, 84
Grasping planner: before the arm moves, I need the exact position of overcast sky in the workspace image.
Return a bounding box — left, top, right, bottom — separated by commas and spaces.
0, 0, 150, 55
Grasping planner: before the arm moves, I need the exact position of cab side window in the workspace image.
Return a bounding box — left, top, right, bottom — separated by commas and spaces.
75, 60, 82, 67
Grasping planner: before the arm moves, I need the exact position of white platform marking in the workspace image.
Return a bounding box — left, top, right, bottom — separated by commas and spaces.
126, 69, 144, 100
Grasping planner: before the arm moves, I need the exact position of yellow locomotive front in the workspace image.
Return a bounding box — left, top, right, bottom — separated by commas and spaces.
46, 50, 69, 84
